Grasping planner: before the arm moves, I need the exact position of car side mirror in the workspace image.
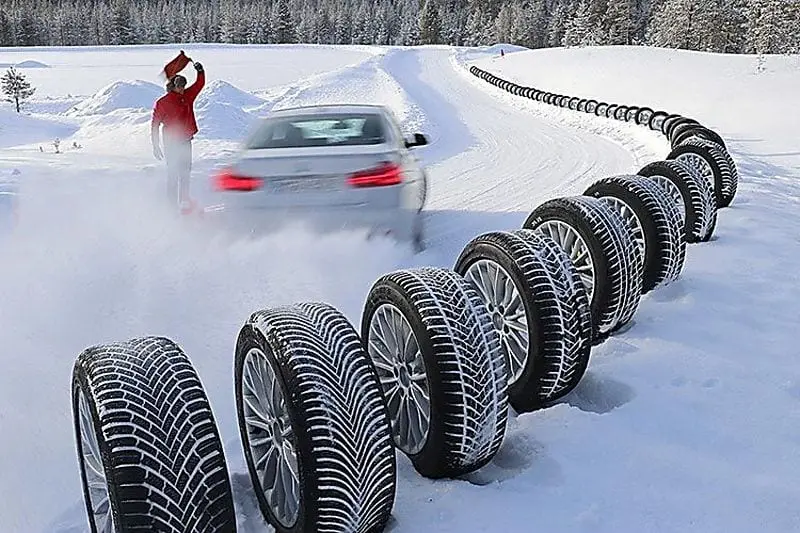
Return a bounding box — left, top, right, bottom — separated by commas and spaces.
405, 133, 428, 148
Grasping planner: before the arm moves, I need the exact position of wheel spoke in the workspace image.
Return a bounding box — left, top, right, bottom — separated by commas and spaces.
465, 259, 530, 384
537, 220, 596, 303
242, 348, 300, 528
78, 389, 115, 533
602, 197, 645, 257
368, 304, 430, 455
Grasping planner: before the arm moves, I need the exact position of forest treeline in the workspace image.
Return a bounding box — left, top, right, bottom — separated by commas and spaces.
1, 0, 798, 54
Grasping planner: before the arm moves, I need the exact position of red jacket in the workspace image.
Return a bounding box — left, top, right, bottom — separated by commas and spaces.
151, 71, 205, 142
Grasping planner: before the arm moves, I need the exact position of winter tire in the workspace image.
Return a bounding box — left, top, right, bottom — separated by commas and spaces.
596, 102, 609, 117
584, 175, 686, 293
72, 337, 236, 533
523, 196, 643, 342
668, 138, 736, 207
577, 99, 588, 112
661, 114, 684, 135
614, 105, 629, 121
668, 119, 701, 145
637, 160, 717, 243
362, 267, 508, 479
586, 100, 598, 114
606, 104, 619, 119
454, 230, 592, 412
236, 302, 396, 533
636, 107, 654, 126
569, 96, 580, 110
649, 111, 669, 131
625, 106, 639, 122
687, 138, 738, 207
673, 125, 727, 150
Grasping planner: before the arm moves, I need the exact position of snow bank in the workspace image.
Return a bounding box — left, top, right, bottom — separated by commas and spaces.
195, 79, 265, 110
0, 60, 50, 68
195, 101, 258, 141
272, 52, 423, 132
0, 108, 78, 149
0, 44, 377, 98
65, 79, 163, 116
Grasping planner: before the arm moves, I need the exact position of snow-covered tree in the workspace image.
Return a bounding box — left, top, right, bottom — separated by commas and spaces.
563, 1, 603, 46
647, 0, 697, 49
2, 67, 36, 113
0, 0, 766, 53
418, 0, 441, 45
606, 0, 633, 44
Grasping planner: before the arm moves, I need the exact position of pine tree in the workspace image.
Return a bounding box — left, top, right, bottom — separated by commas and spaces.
547, 3, 568, 47
647, 0, 697, 49
0, 8, 13, 46
606, 0, 633, 44
418, 0, 442, 44
2, 67, 36, 113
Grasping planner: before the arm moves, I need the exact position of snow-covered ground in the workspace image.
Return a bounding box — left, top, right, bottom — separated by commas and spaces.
1, 43, 799, 533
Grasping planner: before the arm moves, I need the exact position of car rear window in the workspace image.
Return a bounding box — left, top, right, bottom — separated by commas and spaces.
245, 113, 388, 149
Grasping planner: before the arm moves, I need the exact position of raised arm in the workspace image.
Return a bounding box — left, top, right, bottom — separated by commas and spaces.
185, 62, 205, 101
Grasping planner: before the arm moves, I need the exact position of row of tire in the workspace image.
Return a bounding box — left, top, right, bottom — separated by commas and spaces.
468, 64, 739, 209
71, 71, 741, 533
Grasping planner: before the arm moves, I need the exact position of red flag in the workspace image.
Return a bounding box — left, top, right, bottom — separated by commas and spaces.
161, 50, 192, 80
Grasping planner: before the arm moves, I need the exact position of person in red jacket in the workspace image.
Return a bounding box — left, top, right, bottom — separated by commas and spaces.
151, 58, 205, 213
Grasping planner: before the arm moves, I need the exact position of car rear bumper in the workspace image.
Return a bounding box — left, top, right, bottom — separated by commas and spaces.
201, 204, 418, 243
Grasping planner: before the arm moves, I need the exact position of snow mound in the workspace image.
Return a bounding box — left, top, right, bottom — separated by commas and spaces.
66, 80, 162, 116
196, 101, 258, 141
0, 60, 50, 68
0, 109, 78, 149
195, 79, 265, 110
273, 53, 422, 132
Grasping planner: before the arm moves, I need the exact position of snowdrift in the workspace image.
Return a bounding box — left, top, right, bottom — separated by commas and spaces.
65, 80, 163, 116
0, 108, 77, 149
272, 52, 424, 132
0, 60, 50, 68
195, 101, 258, 140
195, 79, 265, 110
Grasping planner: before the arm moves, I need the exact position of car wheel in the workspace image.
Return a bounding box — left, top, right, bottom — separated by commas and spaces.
72, 337, 236, 533
524, 196, 643, 343
361, 267, 509, 478
235, 303, 396, 533
454, 230, 592, 412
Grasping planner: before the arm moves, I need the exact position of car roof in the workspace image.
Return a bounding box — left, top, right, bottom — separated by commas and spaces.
266, 103, 390, 118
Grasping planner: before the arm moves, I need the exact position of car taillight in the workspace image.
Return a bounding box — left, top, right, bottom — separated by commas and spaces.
347, 162, 403, 188
213, 168, 263, 191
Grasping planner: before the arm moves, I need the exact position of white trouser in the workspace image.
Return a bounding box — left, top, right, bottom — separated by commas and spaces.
164, 137, 192, 208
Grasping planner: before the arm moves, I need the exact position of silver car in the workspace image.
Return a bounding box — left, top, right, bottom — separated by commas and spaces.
208, 104, 429, 250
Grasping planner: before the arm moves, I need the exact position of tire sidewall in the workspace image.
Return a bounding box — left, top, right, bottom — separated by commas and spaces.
72, 365, 124, 533
235, 326, 309, 533
524, 206, 610, 341
454, 241, 544, 409
586, 182, 662, 293
669, 144, 724, 203
361, 280, 448, 477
